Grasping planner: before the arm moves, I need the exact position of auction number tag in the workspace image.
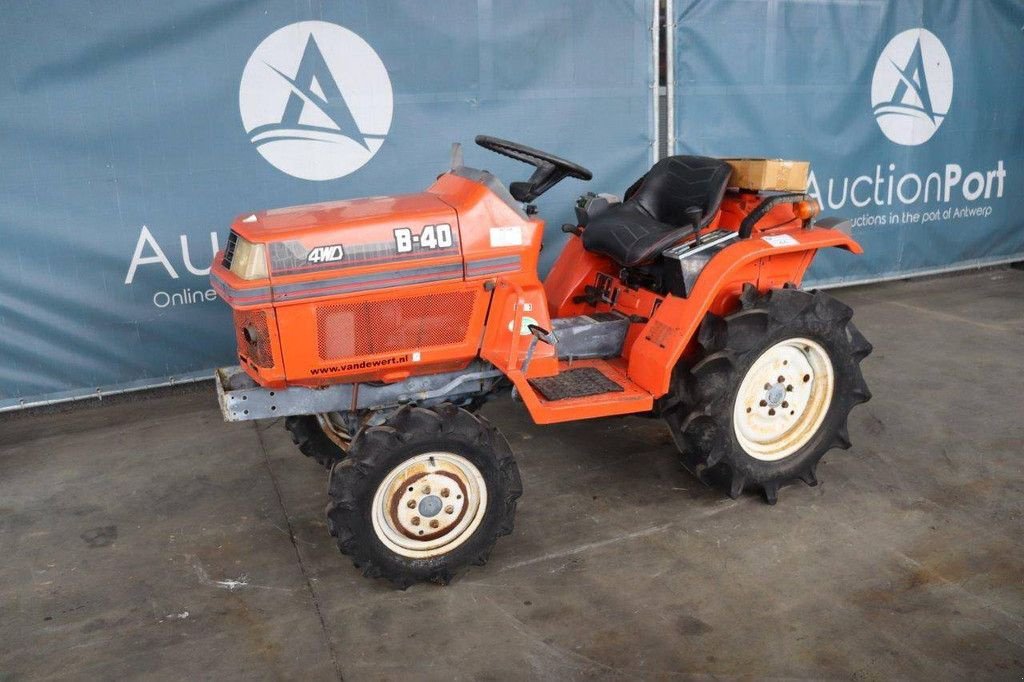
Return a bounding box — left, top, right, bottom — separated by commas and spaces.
762, 234, 799, 248
489, 226, 523, 247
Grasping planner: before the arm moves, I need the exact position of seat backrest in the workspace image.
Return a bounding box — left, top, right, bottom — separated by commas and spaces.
628, 156, 732, 228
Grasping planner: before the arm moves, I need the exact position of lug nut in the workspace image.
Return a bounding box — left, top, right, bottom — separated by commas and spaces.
768, 408, 776, 416
777, 376, 785, 383
422, 485, 431, 494
781, 401, 789, 408
411, 516, 421, 526
445, 505, 454, 514
441, 488, 450, 498
759, 400, 768, 407
786, 384, 794, 392
764, 383, 771, 390
406, 500, 416, 508
430, 519, 440, 529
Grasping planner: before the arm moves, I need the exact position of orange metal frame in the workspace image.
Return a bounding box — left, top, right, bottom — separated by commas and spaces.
211, 171, 861, 424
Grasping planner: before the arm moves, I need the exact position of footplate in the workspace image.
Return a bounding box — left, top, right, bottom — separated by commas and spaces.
528, 367, 624, 401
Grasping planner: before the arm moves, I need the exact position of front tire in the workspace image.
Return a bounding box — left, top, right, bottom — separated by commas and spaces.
326, 404, 522, 587
284, 415, 346, 468
664, 285, 872, 504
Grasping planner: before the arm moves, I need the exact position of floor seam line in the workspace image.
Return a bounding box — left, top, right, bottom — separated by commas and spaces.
254, 423, 345, 682
882, 300, 1009, 332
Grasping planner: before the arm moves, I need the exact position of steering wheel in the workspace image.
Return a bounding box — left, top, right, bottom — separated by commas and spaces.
475, 135, 592, 203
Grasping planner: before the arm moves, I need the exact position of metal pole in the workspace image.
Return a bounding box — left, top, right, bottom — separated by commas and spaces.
651, 0, 661, 164
665, 0, 675, 156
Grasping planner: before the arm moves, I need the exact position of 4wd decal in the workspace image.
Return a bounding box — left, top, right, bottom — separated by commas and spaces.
306, 244, 345, 263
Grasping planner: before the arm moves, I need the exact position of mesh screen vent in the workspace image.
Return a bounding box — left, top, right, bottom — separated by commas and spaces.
234, 308, 273, 368
317, 290, 478, 360
222, 231, 239, 268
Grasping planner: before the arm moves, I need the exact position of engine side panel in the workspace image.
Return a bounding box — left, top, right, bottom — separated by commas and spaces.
274, 277, 492, 386
215, 170, 560, 388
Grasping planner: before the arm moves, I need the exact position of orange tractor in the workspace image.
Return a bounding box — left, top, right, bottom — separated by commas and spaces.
211, 136, 871, 586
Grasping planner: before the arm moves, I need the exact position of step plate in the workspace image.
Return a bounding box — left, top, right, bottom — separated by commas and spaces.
528, 367, 624, 401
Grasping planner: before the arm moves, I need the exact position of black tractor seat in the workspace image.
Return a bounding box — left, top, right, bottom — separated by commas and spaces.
582, 155, 732, 267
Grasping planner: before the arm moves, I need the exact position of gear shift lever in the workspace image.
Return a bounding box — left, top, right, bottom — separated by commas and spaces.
685, 206, 703, 246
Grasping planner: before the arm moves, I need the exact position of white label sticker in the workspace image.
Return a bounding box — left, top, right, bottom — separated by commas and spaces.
508, 316, 539, 335
490, 226, 523, 248
762, 234, 799, 247
411, 351, 421, 362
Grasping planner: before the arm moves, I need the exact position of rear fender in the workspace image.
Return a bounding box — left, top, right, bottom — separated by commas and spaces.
627, 227, 862, 398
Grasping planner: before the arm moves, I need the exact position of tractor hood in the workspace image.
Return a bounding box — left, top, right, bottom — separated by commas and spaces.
228, 192, 462, 281
230, 192, 456, 242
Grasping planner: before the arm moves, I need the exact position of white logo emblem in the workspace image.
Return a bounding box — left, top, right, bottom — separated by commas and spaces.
239, 21, 393, 180
871, 29, 952, 146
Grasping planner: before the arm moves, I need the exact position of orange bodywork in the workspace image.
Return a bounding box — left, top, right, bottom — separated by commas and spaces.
211, 173, 556, 388
212, 171, 860, 424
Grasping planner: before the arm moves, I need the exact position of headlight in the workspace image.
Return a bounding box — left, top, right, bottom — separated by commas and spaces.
229, 234, 268, 280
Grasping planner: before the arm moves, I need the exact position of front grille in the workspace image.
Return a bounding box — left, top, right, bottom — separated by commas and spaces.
316, 290, 478, 361
234, 308, 273, 368
222, 231, 239, 268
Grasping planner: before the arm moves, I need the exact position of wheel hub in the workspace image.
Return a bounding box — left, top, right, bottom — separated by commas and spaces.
733, 337, 835, 461
765, 382, 787, 406
388, 471, 468, 540
418, 494, 443, 518
371, 452, 487, 558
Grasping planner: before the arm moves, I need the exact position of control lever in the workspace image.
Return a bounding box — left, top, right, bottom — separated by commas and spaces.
521, 324, 557, 374
685, 206, 703, 246
527, 324, 556, 344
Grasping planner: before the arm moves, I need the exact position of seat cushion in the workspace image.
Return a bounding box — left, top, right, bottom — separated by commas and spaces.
580, 202, 694, 268
582, 156, 732, 266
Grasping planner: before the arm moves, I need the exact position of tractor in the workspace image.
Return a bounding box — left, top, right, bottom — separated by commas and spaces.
211, 136, 872, 586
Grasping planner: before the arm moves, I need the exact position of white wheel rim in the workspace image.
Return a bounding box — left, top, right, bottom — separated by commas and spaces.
371, 452, 487, 559
732, 337, 835, 462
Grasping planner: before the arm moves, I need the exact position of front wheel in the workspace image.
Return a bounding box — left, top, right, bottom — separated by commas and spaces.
284, 415, 346, 468
326, 404, 522, 587
664, 285, 872, 504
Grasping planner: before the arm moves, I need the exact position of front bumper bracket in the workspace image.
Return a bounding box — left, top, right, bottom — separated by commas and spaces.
215, 362, 503, 422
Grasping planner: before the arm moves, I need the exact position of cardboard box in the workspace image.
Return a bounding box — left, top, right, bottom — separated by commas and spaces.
724, 158, 809, 192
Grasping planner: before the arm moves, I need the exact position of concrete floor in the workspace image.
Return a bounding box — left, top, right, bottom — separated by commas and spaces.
2, 267, 1023, 680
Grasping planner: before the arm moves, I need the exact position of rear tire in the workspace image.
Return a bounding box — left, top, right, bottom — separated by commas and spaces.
326, 404, 522, 587
663, 285, 872, 504
284, 416, 345, 468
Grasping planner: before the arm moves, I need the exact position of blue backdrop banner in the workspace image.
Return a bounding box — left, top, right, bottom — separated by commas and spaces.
0, 1, 655, 408
672, 0, 1024, 285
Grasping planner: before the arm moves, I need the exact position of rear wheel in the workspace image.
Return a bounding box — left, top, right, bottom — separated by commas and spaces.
326, 404, 522, 587
663, 285, 872, 504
